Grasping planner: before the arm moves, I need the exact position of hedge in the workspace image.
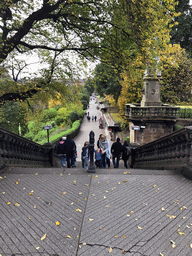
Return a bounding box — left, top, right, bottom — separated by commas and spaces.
40, 119, 81, 145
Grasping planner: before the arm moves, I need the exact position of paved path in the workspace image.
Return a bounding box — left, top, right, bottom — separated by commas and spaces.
74, 99, 111, 162
1, 100, 192, 256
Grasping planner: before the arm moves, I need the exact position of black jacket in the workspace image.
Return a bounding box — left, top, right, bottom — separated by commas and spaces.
57, 141, 66, 154
111, 141, 123, 157
64, 139, 76, 157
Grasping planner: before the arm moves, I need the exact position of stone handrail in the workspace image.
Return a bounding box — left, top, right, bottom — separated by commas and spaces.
131, 126, 192, 179
126, 104, 180, 120
0, 127, 52, 170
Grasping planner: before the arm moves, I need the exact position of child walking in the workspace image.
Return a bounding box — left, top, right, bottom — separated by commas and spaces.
94, 148, 103, 168
81, 141, 89, 170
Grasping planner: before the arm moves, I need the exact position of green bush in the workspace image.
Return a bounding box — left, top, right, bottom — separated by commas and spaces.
40, 108, 57, 122
69, 111, 80, 123
40, 120, 81, 145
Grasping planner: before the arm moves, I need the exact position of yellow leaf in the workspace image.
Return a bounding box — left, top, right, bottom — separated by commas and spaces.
190, 244, 192, 248
94, 175, 98, 178
56, 221, 60, 226
85, 198, 87, 200
122, 249, 125, 254
161, 207, 165, 211
14, 203, 20, 206
106, 205, 110, 207
15, 181, 19, 184
41, 234, 47, 240
123, 180, 127, 182
61, 192, 66, 196
124, 172, 131, 174
104, 196, 106, 199
2, 192, 5, 194
29, 193, 33, 195
0, 176, 3, 179
76, 209, 82, 212
166, 214, 176, 219
153, 185, 157, 188
35, 173, 38, 175
109, 247, 113, 253
123, 235, 127, 239
66, 235, 71, 239
177, 229, 185, 235
36, 247, 40, 250
129, 211, 133, 214
160, 253, 164, 256
138, 226, 143, 230
79, 192, 82, 195
73, 181, 76, 184
89, 218, 94, 221
7, 202, 11, 205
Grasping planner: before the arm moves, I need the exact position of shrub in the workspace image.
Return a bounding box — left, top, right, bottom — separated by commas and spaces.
69, 111, 80, 123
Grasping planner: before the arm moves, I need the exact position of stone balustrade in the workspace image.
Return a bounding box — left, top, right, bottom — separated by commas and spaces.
131, 126, 192, 179
126, 104, 180, 121
0, 127, 52, 170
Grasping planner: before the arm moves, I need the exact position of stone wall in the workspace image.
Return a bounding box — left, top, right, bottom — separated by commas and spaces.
135, 122, 174, 145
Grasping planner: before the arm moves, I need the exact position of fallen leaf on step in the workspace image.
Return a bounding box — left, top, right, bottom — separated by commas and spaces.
41, 234, 47, 241
166, 214, 176, 219
66, 235, 71, 239
108, 247, 112, 253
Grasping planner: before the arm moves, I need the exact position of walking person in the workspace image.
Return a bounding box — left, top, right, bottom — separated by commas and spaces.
65, 135, 76, 168
57, 137, 66, 168
92, 116, 94, 121
81, 141, 89, 170
122, 141, 132, 168
94, 115, 97, 122
99, 134, 111, 169
111, 138, 123, 168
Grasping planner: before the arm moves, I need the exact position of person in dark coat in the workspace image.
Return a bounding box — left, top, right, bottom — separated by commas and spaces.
111, 138, 123, 168
65, 135, 76, 168
57, 137, 66, 167
122, 140, 131, 168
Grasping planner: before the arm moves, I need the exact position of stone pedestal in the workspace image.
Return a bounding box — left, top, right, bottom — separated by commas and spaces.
141, 76, 161, 107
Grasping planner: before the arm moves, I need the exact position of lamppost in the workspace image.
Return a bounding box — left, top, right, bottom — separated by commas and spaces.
88, 130, 95, 173
43, 125, 52, 143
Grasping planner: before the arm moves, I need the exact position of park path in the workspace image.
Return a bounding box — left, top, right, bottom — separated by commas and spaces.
74, 99, 110, 161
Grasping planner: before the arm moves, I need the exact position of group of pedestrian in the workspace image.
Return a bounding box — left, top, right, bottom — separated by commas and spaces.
86, 113, 97, 122
56, 135, 77, 168
111, 138, 131, 169
80, 134, 131, 170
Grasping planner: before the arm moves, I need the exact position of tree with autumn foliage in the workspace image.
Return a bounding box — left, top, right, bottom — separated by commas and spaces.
160, 44, 192, 104
93, 0, 178, 112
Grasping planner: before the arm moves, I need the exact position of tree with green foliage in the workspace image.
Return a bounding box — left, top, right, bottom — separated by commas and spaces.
0, 101, 28, 135
94, 63, 122, 102
0, 0, 118, 103
170, 0, 192, 55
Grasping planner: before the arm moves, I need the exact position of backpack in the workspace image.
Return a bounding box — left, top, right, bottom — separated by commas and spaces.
125, 146, 131, 156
